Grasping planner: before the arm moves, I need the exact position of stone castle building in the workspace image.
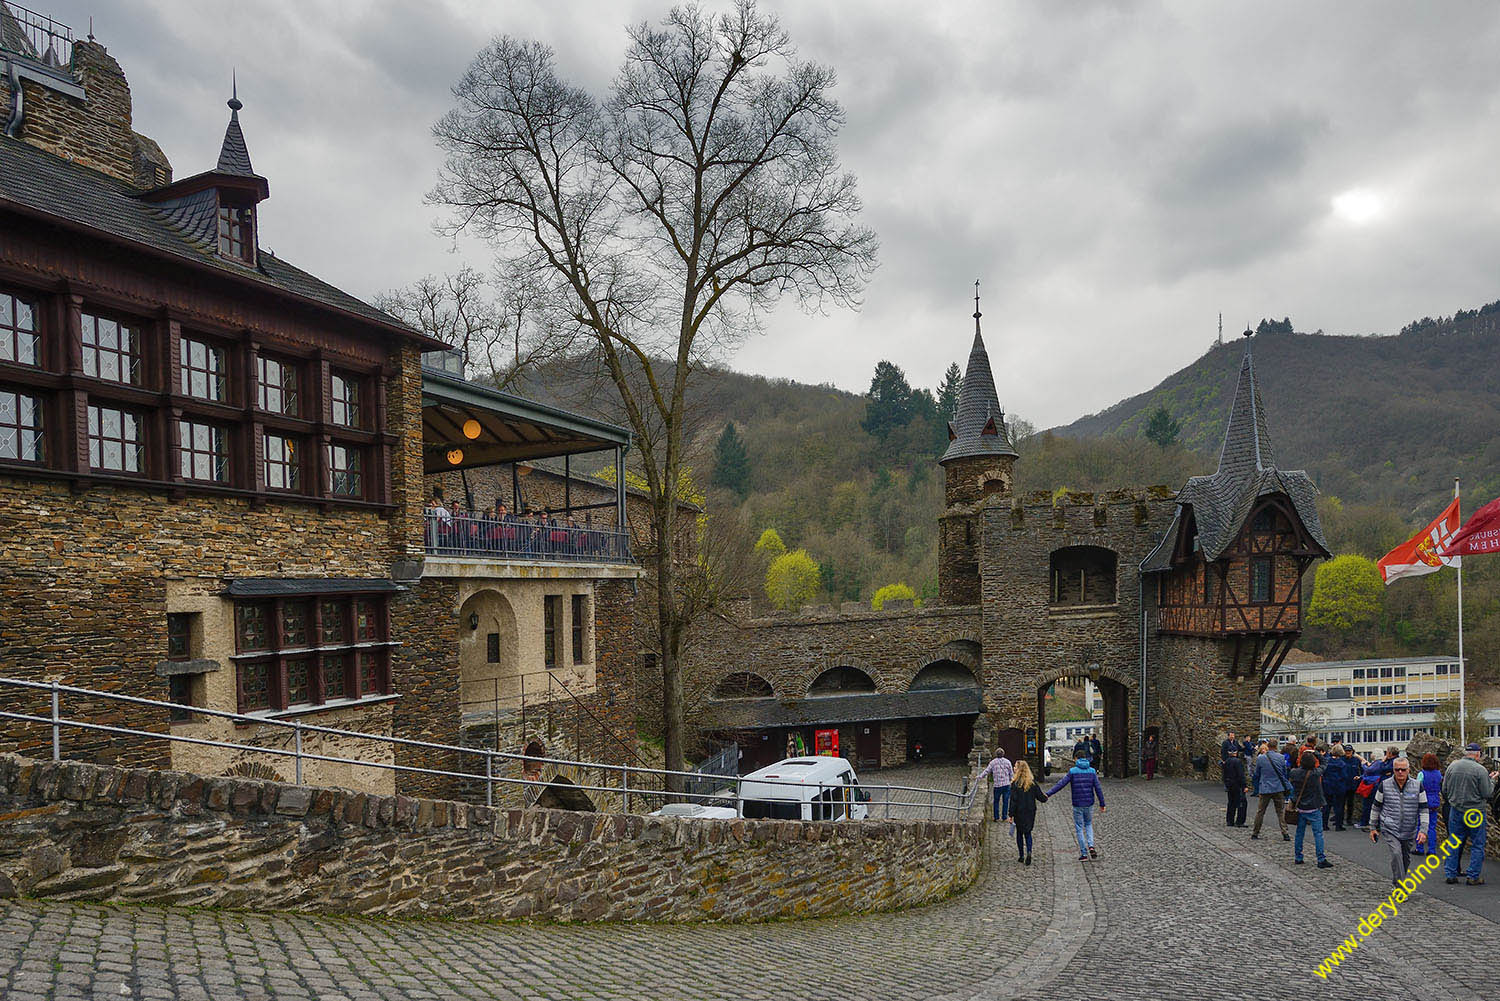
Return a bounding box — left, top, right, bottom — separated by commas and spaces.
0, 9, 644, 804
689, 297, 1329, 777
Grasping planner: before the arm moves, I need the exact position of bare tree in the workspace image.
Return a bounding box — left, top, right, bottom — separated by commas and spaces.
430, 0, 877, 781
375, 266, 568, 386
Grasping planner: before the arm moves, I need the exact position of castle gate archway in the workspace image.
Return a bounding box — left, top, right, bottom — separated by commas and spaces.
1035, 668, 1135, 780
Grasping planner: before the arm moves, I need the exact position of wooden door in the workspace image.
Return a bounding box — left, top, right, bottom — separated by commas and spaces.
856, 723, 881, 768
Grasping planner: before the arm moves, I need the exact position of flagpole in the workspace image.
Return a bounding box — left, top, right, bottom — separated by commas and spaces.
1456, 476, 1466, 749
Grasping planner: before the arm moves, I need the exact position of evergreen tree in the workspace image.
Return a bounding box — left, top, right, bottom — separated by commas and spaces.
1143, 405, 1180, 448
861, 360, 915, 439
711, 422, 751, 499
936, 362, 962, 421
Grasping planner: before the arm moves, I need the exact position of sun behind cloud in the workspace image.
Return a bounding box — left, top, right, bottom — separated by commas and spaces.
1331, 187, 1387, 225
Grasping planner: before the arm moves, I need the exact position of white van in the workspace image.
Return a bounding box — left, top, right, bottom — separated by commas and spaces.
736, 756, 870, 821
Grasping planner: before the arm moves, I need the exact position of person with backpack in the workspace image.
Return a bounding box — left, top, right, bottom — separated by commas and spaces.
1250, 742, 1292, 841
1008, 759, 1048, 866
1321, 742, 1351, 832
1047, 755, 1107, 861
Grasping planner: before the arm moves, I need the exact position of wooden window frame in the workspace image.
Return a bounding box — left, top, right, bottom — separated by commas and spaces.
177, 418, 229, 483
0, 290, 39, 366
544, 595, 561, 670
571, 593, 588, 664
87, 403, 145, 474
330, 370, 362, 428
0, 387, 44, 463
217, 203, 255, 264
1250, 557, 1273, 605
80, 310, 143, 386
233, 594, 392, 714
327, 442, 363, 498
263, 431, 302, 492
166, 612, 193, 661
179, 335, 228, 402
257, 354, 301, 417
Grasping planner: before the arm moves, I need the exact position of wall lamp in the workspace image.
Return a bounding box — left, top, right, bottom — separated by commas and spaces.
468, 612, 479, 631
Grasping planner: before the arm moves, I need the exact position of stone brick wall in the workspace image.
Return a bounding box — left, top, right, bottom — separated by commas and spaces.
2, 41, 170, 188
0, 755, 983, 924
683, 602, 983, 710
979, 489, 1175, 777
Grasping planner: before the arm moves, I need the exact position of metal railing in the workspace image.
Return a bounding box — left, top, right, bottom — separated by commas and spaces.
0, 677, 982, 821
1, 3, 72, 65
425, 510, 631, 563
459, 667, 651, 778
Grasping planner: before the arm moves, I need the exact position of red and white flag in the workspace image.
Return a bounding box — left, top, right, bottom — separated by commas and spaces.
1378, 497, 1462, 584
1441, 496, 1500, 558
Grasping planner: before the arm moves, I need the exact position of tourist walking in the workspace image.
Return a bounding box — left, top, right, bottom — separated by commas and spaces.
1008, 759, 1048, 865
1416, 752, 1443, 856
1321, 743, 1351, 832
1343, 748, 1363, 827
1143, 733, 1159, 780
979, 750, 1014, 822
1088, 735, 1103, 770
1222, 749, 1248, 827
1369, 756, 1429, 885
1250, 742, 1292, 841
1441, 743, 1499, 886
1289, 751, 1333, 868
1047, 756, 1107, 861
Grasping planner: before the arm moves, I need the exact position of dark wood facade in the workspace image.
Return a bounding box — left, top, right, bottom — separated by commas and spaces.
0, 214, 428, 507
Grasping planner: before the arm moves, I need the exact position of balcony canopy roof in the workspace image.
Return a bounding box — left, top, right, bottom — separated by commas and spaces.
421, 368, 631, 475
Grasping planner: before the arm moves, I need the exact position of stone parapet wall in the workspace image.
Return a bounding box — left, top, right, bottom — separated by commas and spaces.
0, 755, 982, 924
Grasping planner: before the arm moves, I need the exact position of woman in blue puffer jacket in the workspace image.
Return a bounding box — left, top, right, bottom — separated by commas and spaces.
1415, 751, 1443, 855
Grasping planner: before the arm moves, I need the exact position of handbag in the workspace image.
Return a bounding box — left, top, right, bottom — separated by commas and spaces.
1284, 769, 1313, 827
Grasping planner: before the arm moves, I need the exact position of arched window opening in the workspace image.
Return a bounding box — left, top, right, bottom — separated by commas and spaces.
713, 672, 774, 700
1049, 545, 1117, 607
809, 665, 876, 697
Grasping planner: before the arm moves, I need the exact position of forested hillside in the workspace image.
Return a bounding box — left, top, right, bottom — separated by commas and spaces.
507, 300, 1500, 684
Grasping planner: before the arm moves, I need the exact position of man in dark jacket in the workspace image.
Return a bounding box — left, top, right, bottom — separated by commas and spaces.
1047, 758, 1107, 861
1088, 735, 1103, 771
1222, 751, 1248, 827
1321, 744, 1350, 831
1220, 731, 1240, 766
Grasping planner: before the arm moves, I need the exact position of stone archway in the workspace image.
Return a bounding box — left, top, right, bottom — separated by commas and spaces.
458, 589, 520, 714
1032, 664, 1136, 780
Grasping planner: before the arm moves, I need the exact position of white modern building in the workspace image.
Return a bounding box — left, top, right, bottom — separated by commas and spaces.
1260, 655, 1500, 758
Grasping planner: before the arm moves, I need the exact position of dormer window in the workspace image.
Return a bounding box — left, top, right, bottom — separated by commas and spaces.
218, 202, 254, 263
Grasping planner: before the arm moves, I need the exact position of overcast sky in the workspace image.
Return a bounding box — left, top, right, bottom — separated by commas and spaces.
35, 1, 1500, 427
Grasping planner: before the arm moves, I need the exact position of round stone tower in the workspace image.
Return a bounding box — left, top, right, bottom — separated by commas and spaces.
937, 294, 1017, 605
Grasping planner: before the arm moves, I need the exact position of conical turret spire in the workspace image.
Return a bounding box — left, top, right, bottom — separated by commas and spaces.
941, 281, 1017, 464
216, 74, 256, 176
1216, 330, 1275, 474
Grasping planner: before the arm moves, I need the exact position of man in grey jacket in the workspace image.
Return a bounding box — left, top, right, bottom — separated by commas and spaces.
1250, 744, 1292, 841
1442, 743, 1499, 885
1369, 757, 1429, 886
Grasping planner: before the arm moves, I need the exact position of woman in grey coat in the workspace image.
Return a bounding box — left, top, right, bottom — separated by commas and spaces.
1288, 751, 1333, 868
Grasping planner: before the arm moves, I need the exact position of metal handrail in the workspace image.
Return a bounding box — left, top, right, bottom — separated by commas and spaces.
458, 667, 651, 771
424, 511, 631, 564
0, 677, 981, 820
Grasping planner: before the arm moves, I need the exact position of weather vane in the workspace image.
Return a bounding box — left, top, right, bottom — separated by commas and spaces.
973, 279, 981, 319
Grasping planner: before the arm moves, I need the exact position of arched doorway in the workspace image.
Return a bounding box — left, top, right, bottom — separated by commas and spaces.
1036, 669, 1134, 779
909, 659, 980, 762
458, 589, 519, 714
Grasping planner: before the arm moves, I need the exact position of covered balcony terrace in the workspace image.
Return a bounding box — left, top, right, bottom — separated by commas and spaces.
421, 353, 634, 568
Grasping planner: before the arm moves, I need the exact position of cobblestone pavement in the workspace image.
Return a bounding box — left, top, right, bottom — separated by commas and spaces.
0, 771, 1494, 1000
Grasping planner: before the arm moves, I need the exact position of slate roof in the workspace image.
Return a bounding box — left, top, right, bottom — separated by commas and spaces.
940, 311, 1018, 463
224, 578, 404, 597
698, 688, 982, 730
216, 98, 256, 176
0, 134, 427, 338
1142, 336, 1330, 572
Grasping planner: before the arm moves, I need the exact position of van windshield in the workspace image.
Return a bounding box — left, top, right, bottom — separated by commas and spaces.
741, 799, 802, 820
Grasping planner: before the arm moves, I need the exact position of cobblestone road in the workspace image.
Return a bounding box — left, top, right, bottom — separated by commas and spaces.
0, 771, 1494, 1000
